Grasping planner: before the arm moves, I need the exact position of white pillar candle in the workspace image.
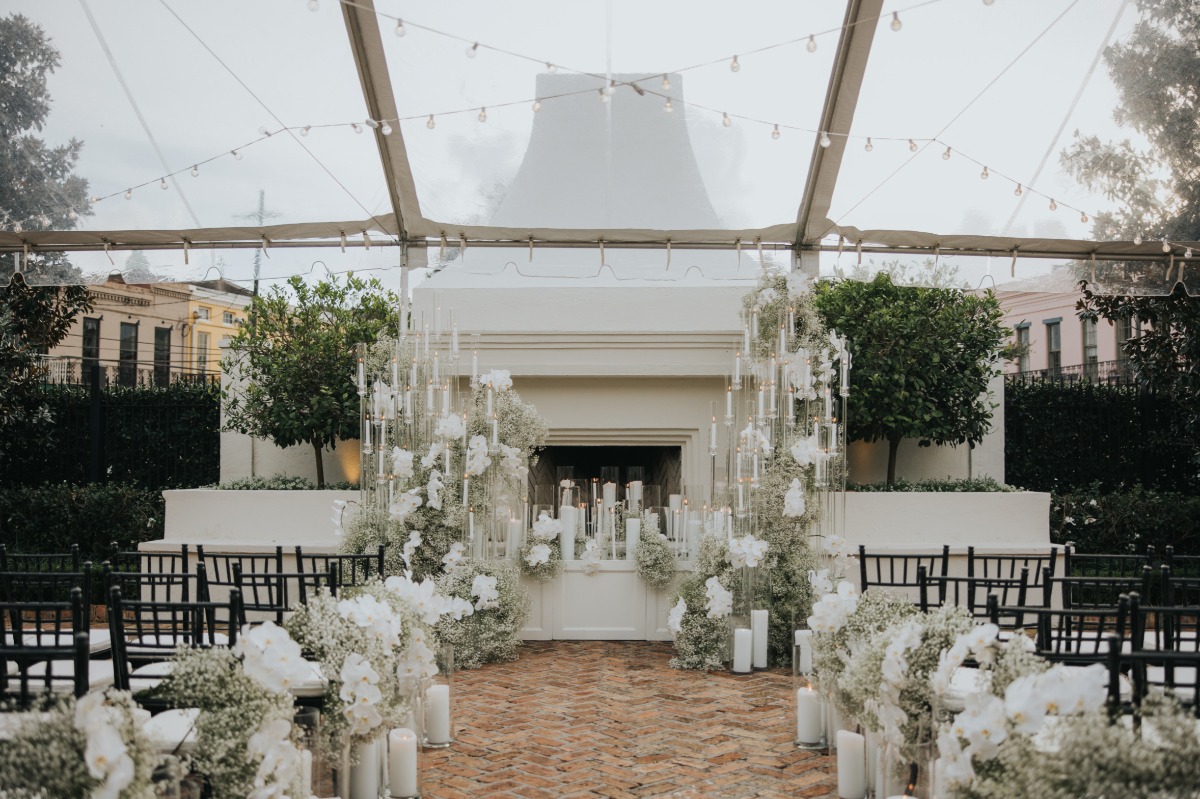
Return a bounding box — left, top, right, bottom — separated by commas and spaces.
836, 731, 867, 799
357, 358, 365, 391
602, 482, 616, 508
866, 735, 880, 792
486, 385, 493, 417
794, 629, 814, 673
300, 749, 313, 797
508, 518, 523, 560
462, 478, 469, 508
388, 728, 419, 798
725, 387, 733, 418
668, 494, 683, 512
796, 686, 823, 743
710, 421, 718, 450
625, 519, 640, 561
350, 738, 379, 799
560, 506, 576, 560
751, 609, 769, 669
734, 352, 742, 383
757, 385, 765, 418
425, 684, 451, 745
732, 627, 752, 673
491, 416, 498, 446
468, 510, 474, 540
686, 519, 703, 560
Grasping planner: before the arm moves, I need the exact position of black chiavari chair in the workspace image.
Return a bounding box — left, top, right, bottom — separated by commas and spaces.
859, 545, 950, 604
295, 544, 385, 589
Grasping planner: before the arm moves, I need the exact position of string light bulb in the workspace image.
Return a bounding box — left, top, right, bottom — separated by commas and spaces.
1186, 247, 1193, 258
604, 79, 617, 96
1134, 233, 1143, 245
984, 0, 995, 5
722, 112, 732, 127
864, 137, 873, 152
1014, 183, 1023, 196
806, 35, 818, 53
891, 12, 902, 31
426, 114, 435, 129
1162, 239, 1171, 253
380, 121, 393, 135
598, 88, 608, 102
477, 107, 487, 122
68, 209, 78, 220
351, 122, 362, 134
545, 62, 557, 73
819, 131, 832, 148
232, 149, 242, 160
258, 126, 272, 137
942, 146, 952, 160
532, 99, 542, 112
394, 19, 406, 37
980, 166, 989, 180
661, 74, 671, 90
908, 139, 918, 152
466, 42, 479, 58
1049, 198, 1057, 211
307, 0, 319, 11
730, 55, 741, 72
664, 98, 674, 113
771, 124, 781, 140
300, 125, 311, 137
160, 178, 168, 190
190, 165, 199, 177
1080, 211, 1088, 223
124, 189, 132, 200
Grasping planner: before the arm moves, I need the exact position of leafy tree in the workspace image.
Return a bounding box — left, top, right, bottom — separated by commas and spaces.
222, 274, 398, 486
0, 13, 91, 283
0, 14, 93, 473
1062, 0, 1200, 404
122, 251, 163, 283
813, 273, 1009, 484
0, 274, 93, 471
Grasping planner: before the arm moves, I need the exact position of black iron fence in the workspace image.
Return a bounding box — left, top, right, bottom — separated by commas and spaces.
1007, 359, 1135, 386
35, 355, 219, 388
0, 362, 221, 489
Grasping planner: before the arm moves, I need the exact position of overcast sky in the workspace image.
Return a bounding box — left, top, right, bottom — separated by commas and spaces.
8, 0, 1141, 291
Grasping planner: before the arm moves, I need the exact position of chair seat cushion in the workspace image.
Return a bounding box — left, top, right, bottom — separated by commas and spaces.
142, 707, 200, 754
4, 630, 109, 654
24, 658, 116, 692
129, 660, 176, 694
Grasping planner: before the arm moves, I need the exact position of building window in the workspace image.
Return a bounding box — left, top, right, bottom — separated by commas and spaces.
1116, 316, 1140, 362
82, 317, 101, 368
1014, 324, 1030, 372
223, 311, 236, 325
196, 331, 210, 373
1082, 317, 1098, 377
195, 306, 210, 321
1045, 320, 1062, 372
154, 327, 172, 387
119, 322, 138, 387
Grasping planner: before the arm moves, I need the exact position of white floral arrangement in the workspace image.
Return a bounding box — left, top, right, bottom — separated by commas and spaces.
635, 518, 676, 591
519, 511, 563, 582
155, 639, 305, 799
435, 559, 530, 670
726, 534, 769, 569
285, 581, 437, 756
0, 690, 157, 799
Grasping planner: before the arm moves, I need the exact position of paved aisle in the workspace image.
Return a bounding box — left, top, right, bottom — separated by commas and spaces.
422, 641, 837, 799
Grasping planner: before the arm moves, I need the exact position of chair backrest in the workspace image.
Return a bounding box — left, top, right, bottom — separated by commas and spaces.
231, 564, 338, 626
0, 567, 93, 622
1107, 635, 1200, 719
1033, 595, 1130, 665
1131, 593, 1200, 655
195, 545, 284, 592
1, 587, 89, 705
1163, 546, 1200, 580
1063, 543, 1151, 578
967, 546, 1057, 588
0, 543, 83, 573
1043, 565, 1152, 610
921, 568, 1030, 620
108, 583, 242, 690
295, 544, 385, 588
103, 561, 193, 603
859, 545, 950, 600
1160, 565, 1200, 608
107, 541, 190, 577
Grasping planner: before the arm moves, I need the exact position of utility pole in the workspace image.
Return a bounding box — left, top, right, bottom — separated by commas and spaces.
235, 189, 281, 296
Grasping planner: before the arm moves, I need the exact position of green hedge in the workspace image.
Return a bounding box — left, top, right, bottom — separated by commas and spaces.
211, 474, 358, 491
847, 477, 1017, 493
1050, 484, 1200, 556
0, 482, 164, 564
1006, 379, 1197, 493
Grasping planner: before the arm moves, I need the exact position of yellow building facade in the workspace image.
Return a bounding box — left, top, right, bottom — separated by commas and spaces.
185, 279, 254, 376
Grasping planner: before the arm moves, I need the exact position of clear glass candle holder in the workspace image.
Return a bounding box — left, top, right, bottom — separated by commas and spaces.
793, 651, 825, 750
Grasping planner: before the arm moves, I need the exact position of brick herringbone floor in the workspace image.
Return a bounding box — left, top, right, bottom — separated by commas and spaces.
422, 641, 837, 799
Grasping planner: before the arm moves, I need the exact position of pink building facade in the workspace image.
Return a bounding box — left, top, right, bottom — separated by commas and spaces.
997, 291, 1136, 381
